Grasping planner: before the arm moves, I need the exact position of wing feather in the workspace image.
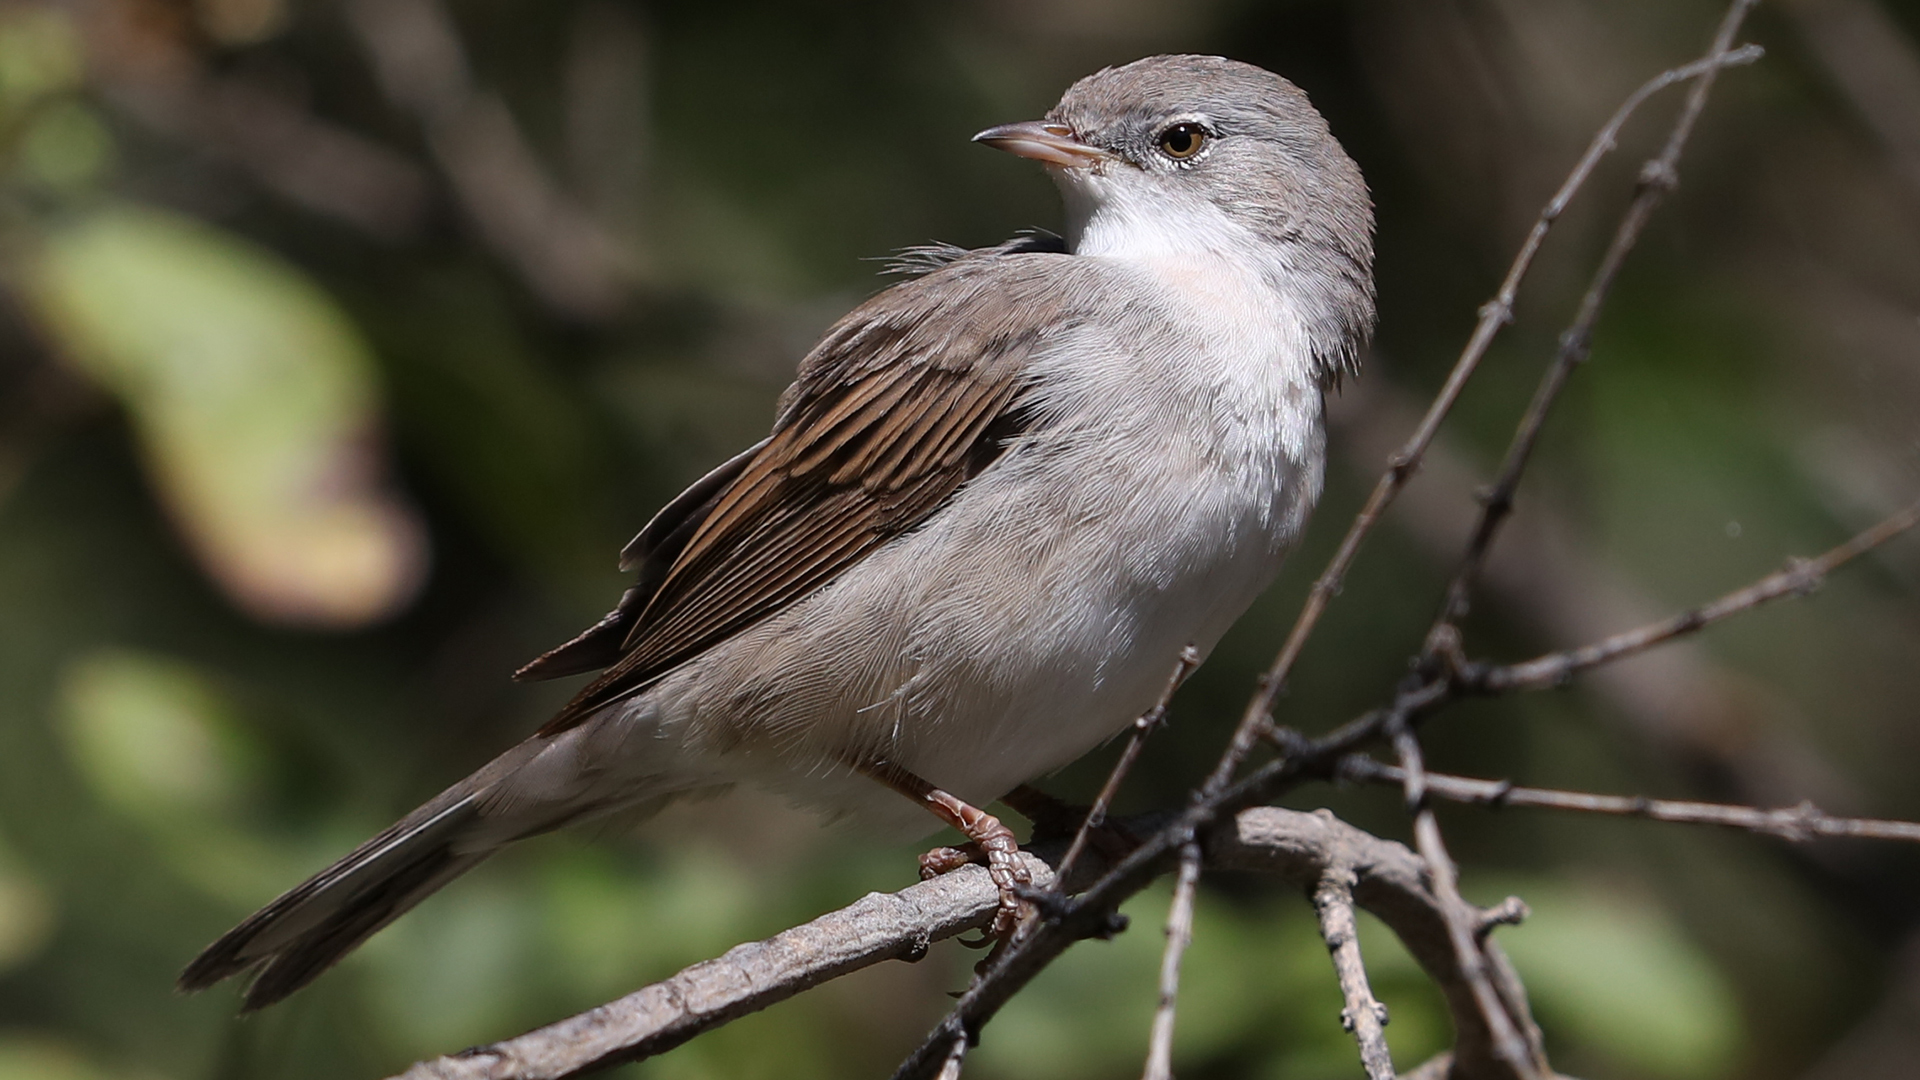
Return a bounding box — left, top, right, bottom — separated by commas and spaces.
529, 248, 1087, 733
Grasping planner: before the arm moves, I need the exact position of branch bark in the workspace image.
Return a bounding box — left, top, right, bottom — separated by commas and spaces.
1141, 840, 1202, 1080
386, 807, 1527, 1080
1343, 757, 1920, 842
1312, 868, 1396, 1080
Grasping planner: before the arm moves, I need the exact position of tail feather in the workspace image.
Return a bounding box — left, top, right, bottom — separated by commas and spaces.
179, 794, 486, 1010
182, 725, 689, 1010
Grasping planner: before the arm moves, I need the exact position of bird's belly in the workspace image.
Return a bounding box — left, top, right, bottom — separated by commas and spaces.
887, 458, 1304, 801
632, 427, 1315, 836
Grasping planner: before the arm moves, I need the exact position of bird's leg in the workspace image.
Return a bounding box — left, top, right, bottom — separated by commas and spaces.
856, 760, 1031, 938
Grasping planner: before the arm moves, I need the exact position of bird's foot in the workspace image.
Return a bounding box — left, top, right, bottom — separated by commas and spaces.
914, 824, 1030, 940
855, 760, 1037, 941
976, 821, 1032, 938
918, 844, 979, 879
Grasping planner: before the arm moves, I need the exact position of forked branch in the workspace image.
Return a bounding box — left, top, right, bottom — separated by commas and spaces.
387, 808, 1508, 1080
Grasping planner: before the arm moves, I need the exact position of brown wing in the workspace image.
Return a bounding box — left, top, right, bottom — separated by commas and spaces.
533, 249, 1074, 734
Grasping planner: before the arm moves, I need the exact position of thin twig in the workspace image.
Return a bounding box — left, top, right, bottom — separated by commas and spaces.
1056, 646, 1201, 888
1248, 496, 1920, 783
1343, 757, 1920, 842
1473, 497, 1920, 693
1393, 726, 1546, 1080
1111, 29, 1770, 1078
1200, 34, 1765, 797
1313, 868, 1395, 1080
1371, 17, 1762, 1066
1430, 2, 1761, 636
1142, 842, 1203, 1080
891, 685, 1520, 1080
890, 755, 1339, 1080
933, 1035, 968, 1080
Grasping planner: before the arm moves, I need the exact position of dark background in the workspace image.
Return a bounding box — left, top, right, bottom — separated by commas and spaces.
0, 0, 1916, 1077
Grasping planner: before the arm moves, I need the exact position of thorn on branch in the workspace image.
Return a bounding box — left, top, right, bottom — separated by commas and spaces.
1637, 158, 1680, 191
1556, 325, 1593, 363
1340, 1002, 1393, 1032
1472, 483, 1512, 515
1422, 624, 1467, 680
1783, 556, 1824, 596
1476, 897, 1531, 940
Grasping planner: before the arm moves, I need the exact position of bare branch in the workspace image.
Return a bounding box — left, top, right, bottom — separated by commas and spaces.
1328, 377, 1865, 815
1431, 2, 1761, 634
388, 850, 1056, 1080
1056, 646, 1200, 888
1141, 841, 1202, 1080
1211, 808, 1545, 1080
385, 807, 1526, 1080
1474, 497, 1920, 693
1312, 868, 1395, 1080
1200, 30, 1765, 797
890, 740, 1549, 1080
933, 1035, 968, 1080
1343, 757, 1920, 843
1394, 728, 1548, 1080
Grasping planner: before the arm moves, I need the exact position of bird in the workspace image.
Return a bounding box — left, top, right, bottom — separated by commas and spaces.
180, 53, 1375, 1011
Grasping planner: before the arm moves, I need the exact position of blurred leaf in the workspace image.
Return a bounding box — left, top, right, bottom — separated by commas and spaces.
1492, 880, 1742, 1080
0, 1035, 110, 1080
0, 837, 53, 974
54, 649, 303, 904
57, 650, 256, 819
15, 101, 111, 191
0, 9, 80, 117
19, 204, 426, 627
360, 874, 536, 1058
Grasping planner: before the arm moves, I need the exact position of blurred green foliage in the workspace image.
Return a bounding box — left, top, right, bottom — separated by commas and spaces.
0, 1, 1914, 1079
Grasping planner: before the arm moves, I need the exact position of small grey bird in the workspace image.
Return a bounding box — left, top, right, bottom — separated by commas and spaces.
181, 53, 1374, 1010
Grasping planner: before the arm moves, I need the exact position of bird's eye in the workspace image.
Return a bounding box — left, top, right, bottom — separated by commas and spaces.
1157, 123, 1209, 160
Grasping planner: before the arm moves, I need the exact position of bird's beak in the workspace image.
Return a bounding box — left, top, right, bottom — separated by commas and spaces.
972, 121, 1108, 167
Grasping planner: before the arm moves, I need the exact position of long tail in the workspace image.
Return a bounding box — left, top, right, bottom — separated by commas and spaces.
178, 785, 493, 1011
178, 729, 678, 1010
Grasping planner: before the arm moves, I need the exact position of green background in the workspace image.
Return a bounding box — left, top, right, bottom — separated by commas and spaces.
0, 1, 1915, 1077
